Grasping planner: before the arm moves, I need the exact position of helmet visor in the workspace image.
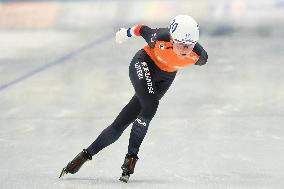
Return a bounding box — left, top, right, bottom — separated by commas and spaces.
173, 41, 196, 57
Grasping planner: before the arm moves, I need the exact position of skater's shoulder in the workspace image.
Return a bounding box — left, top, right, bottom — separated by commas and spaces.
155, 27, 171, 42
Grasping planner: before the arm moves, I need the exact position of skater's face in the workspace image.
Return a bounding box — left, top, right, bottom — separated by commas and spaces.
173, 41, 195, 59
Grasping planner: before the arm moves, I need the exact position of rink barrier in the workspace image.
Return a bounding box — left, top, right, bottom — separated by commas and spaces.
0, 0, 283, 30
0, 2, 59, 29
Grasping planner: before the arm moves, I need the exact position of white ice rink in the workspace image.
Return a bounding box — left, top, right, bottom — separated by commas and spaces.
0, 27, 284, 189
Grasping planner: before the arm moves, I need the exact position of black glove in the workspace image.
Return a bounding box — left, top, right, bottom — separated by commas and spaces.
195, 57, 207, 66
193, 43, 208, 66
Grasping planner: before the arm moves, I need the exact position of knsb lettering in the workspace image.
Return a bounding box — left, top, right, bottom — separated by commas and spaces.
141, 62, 155, 94
135, 62, 144, 79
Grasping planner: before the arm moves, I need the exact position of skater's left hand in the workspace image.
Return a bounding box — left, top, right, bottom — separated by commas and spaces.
116, 28, 129, 44
193, 43, 208, 66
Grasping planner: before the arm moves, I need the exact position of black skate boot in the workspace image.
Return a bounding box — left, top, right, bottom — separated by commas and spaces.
119, 153, 139, 183
59, 149, 92, 178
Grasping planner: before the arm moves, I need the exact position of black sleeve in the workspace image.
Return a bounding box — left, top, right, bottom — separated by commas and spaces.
193, 42, 208, 66
140, 26, 158, 49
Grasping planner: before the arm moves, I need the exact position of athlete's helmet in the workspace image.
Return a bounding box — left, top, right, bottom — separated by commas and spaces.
169, 15, 199, 44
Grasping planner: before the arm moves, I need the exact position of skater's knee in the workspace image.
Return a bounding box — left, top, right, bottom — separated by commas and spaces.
143, 98, 159, 110
140, 100, 159, 120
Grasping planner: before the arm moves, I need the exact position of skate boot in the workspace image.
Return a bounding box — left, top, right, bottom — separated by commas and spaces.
59, 149, 92, 178
119, 153, 139, 183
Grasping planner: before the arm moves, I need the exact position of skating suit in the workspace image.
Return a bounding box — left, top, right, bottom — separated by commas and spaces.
86, 25, 208, 156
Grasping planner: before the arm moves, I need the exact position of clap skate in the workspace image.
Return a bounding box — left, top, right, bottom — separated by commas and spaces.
119, 153, 139, 183
59, 149, 92, 178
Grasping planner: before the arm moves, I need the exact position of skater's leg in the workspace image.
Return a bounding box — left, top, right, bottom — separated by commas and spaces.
119, 50, 176, 182
127, 55, 176, 155
127, 98, 158, 155
155, 76, 176, 100
86, 95, 141, 156
111, 95, 141, 132
127, 59, 160, 155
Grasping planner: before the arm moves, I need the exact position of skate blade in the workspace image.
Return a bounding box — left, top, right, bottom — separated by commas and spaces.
59, 167, 67, 178
119, 175, 129, 183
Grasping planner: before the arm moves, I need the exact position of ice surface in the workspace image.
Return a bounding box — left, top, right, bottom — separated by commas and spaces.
0, 29, 284, 189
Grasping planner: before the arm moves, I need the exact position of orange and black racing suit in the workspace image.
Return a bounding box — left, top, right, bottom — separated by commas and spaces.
86, 25, 208, 156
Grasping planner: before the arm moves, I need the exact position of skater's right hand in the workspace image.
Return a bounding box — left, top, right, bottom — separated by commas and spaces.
116, 28, 129, 44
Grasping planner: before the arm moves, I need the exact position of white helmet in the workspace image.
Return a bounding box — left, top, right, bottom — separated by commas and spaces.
169, 15, 199, 44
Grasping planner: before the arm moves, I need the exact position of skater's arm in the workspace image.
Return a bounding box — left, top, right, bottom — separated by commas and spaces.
116, 25, 157, 48
193, 42, 208, 66
139, 25, 157, 48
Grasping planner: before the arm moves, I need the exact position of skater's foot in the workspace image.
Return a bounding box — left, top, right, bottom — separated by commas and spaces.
119, 172, 130, 183
59, 149, 92, 178
119, 153, 138, 183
